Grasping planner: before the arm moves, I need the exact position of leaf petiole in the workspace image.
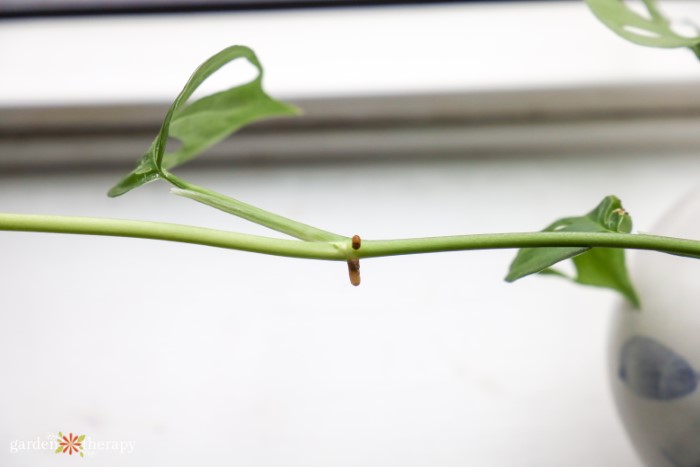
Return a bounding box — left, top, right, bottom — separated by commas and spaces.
168, 175, 347, 242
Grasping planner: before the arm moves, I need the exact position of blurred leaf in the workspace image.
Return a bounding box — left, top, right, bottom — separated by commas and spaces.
586, 0, 700, 55
506, 195, 639, 308
77, 434, 85, 443
108, 45, 299, 197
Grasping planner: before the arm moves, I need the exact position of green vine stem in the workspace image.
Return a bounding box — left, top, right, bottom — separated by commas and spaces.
0, 213, 342, 260
2, 212, 700, 261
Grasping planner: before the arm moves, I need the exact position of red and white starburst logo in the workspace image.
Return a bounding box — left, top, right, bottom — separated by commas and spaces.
55, 432, 85, 458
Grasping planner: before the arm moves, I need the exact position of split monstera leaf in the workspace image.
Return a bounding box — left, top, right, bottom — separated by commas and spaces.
586, 0, 700, 56
108, 45, 299, 197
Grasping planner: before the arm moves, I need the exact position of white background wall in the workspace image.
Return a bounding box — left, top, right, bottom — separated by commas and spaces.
2, 1, 700, 466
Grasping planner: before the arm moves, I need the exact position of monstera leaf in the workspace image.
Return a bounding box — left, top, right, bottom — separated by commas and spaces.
506, 196, 640, 307
109, 45, 299, 197
587, 0, 700, 55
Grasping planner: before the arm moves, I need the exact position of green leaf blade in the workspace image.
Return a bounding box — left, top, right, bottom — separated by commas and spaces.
107, 144, 161, 197
586, 0, 700, 50
506, 195, 640, 308
505, 245, 590, 283
164, 81, 298, 170
505, 214, 608, 282
108, 45, 299, 198
572, 248, 640, 308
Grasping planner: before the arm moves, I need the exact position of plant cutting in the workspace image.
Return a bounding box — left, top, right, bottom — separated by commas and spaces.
2, 1, 700, 465
3, 23, 700, 306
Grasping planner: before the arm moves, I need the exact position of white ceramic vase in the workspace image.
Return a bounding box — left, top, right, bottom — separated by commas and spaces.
610, 189, 700, 467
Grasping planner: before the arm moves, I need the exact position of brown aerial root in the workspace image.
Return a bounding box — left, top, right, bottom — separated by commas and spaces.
347, 258, 361, 286
348, 234, 361, 286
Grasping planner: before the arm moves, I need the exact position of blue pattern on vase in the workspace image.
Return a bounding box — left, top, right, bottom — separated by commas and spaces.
618, 336, 697, 400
